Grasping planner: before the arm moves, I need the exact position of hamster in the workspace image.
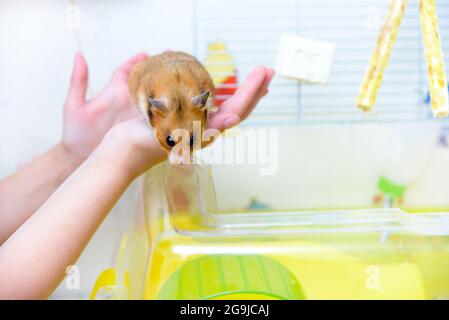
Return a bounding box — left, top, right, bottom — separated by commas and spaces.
128, 51, 215, 163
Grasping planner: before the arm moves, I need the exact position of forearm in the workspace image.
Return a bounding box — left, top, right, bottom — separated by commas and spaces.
0, 143, 136, 299
0, 143, 84, 244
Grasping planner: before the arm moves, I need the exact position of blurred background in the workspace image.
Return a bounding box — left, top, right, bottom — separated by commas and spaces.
1, 0, 449, 298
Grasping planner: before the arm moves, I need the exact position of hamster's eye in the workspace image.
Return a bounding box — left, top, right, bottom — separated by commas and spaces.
166, 135, 176, 147
189, 135, 195, 147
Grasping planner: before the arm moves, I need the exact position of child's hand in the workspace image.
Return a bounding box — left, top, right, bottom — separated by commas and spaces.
62, 52, 149, 160
100, 117, 166, 179
100, 65, 275, 179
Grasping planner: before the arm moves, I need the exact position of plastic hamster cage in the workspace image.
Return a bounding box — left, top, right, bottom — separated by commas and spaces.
91, 122, 449, 300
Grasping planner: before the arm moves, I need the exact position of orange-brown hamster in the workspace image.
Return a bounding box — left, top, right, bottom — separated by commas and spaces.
128, 51, 215, 163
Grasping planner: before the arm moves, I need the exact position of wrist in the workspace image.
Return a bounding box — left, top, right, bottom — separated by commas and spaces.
57, 142, 87, 166
81, 143, 135, 188
53, 142, 86, 175
97, 134, 164, 182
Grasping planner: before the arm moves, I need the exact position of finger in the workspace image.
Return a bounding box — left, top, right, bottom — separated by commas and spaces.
237, 67, 275, 114
239, 67, 275, 112
206, 112, 241, 132
112, 52, 149, 82
66, 52, 88, 107
219, 66, 267, 119
128, 52, 149, 65
256, 68, 275, 100
207, 67, 275, 132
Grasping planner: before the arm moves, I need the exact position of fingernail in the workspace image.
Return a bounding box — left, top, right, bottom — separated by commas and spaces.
224, 114, 240, 128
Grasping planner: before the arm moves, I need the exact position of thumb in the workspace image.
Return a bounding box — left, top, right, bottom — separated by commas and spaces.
207, 112, 241, 132
66, 52, 88, 107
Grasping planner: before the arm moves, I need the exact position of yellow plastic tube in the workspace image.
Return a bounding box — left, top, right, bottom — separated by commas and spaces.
357, 0, 408, 112
420, 0, 449, 117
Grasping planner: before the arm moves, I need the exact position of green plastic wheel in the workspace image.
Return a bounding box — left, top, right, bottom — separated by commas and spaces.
157, 255, 306, 300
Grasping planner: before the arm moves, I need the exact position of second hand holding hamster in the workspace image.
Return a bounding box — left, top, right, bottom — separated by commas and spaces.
129, 51, 215, 164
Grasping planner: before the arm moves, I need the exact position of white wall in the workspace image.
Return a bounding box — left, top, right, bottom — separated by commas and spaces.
0, 0, 194, 177
0, 0, 195, 299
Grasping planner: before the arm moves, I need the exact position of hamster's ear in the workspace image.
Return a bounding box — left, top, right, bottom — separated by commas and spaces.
192, 90, 211, 110
147, 97, 168, 113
